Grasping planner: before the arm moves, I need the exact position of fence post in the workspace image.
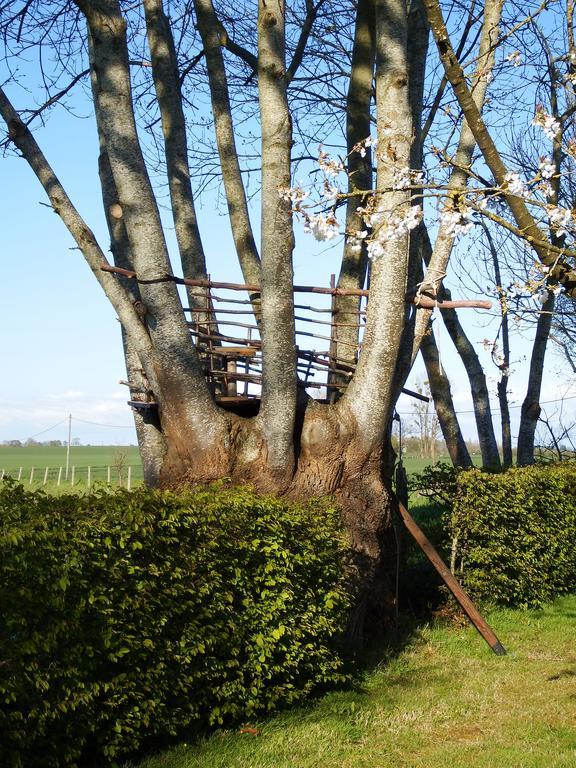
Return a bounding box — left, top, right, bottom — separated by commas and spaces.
87, 466, 91, 487
127, 465, 132, 490
17, 467, 22, 481
57, 467, 62, 486
71, 466, 75, 485
0, 469, 4, 481
43, 467, 49, 486
107, 466, 111, 484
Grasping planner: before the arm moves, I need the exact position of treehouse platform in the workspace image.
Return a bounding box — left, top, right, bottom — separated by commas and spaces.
101, 265, 490, 412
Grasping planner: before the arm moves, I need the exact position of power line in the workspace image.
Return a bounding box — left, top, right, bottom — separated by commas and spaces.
27, 418, 69, 439
73, 417, 135, 429
22, 416, 135, 438
17, 393, 576, 435
397, 393, 576, 417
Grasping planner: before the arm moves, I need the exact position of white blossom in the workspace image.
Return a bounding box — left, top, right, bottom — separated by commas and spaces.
538, 158, 555, 179
504, 171, 529, 198
318, 147, 344, 177
367, 239, 387, 260
392, 167, 411, 190
392, 167, 424, 190
440, 207, 474, 237
303, 213, 340, 241
323, 181, 340, 200
278, 185, 308, 203
366, 205, 422, 259
548, 205, 573, 237
352, 136, 377, 157
346, 229, 368, 253
535, 263, 550, 275
366, 204, 386, 230
506, 51, 522, 67
532, 108, 561, 140
508, 281, 525, 298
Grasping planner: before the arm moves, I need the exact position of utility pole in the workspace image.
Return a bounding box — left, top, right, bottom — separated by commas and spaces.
65, 414, 72, 480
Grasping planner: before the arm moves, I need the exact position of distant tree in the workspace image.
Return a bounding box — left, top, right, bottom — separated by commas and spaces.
409, 382, 441, 461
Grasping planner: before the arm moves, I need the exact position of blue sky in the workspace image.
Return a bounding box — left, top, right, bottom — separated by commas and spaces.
1, 77, 575, 448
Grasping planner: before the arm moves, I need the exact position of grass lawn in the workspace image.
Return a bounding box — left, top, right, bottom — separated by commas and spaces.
131, 596, 576, 768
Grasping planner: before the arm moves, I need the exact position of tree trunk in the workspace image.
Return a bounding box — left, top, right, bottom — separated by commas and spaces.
483, 224, 513, 468
330, 0, 375, 393
411, 0, 503, 360
193, 0, 261, 288
256, 0, 297, 484
440, 292, 501, 469
420, 324, 473, 467
517, 291, 555, 465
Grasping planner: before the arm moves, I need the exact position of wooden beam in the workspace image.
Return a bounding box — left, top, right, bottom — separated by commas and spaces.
211, 346, 259, 357
396, 498, 506, 655
100, 265, 492, 309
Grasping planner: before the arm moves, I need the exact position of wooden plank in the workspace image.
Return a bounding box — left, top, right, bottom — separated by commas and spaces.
211, 346, 258, 357
128, 400, 158, 410
396, 498, 506, 655
217, 395, 254, 403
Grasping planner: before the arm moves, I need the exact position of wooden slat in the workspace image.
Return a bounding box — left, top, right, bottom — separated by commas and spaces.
211, 346, 258, 357
100, 265, 492, 309
396, 498, 506, 655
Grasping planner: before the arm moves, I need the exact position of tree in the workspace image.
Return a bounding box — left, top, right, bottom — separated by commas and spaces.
2, 0, 576, 633
409, 381, 441, 460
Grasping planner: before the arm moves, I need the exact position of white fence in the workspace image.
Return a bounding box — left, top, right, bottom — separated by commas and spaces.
0, 464, 143, 489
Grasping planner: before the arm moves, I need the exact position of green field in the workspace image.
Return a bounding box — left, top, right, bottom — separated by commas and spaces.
0, 447, 452, 490
0, 447, 445, 475
0, 445, 143, 487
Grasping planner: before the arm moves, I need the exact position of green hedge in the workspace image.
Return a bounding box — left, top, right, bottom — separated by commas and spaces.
0, 481, 349, 768
452, 464, 576, 607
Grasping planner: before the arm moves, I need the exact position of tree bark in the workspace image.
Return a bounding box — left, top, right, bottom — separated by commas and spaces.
142, 0, 210, 313
411, 0, 503, 360
330, 0, 375, 391
420, 324, 473, 467
517, 292, 555, 465
342, 0, 413, 452
256, 0, 297, 484
89, 32, 169, 484
482, 224, 513, 467
440, 293, 501, 469
193, 0, 261, 288
77, 0, 230, 478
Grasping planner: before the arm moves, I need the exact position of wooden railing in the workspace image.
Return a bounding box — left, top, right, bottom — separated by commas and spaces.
102, 265, 491, 405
